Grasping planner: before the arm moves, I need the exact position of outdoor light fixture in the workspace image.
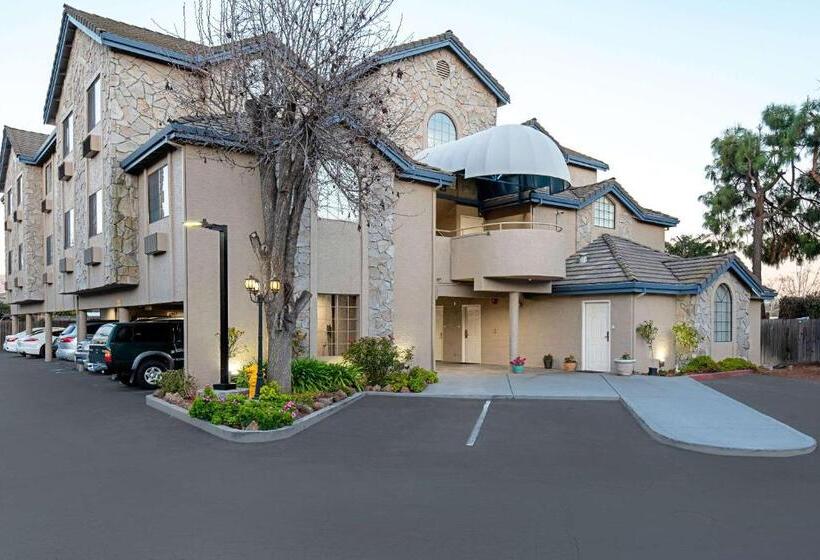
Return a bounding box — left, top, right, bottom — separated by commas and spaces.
244, 272, 281, 398
186, 217, 234, 390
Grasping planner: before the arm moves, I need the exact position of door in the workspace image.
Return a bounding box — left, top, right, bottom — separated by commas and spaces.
435, 306, 444, 362
461, 304, 482, 363
583, 301, 611, 372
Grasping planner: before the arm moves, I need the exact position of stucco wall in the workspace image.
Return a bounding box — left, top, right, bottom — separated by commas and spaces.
633, 294, 677, 372
568, 165, 597, 187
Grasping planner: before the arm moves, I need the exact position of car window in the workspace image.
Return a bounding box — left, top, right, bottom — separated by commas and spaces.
133, 324, 169, 343
91, 324, 114, 344
87, 323, 107, 335
61, 324, 77, 336
114, 325, 134, 343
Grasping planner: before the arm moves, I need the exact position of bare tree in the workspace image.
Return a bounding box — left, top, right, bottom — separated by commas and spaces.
774, 264, 820, 297
174, 0, 404, 390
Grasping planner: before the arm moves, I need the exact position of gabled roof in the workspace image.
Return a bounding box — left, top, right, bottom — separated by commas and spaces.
119, 117, 455, 187
522, 118, 609, 171
0, 127, 52, 189
534, 178, 679, 227
553, 234, 775, 299
375, 31, 510, 106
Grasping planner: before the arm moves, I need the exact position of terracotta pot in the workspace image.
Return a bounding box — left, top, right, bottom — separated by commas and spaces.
562, 361, 577, 372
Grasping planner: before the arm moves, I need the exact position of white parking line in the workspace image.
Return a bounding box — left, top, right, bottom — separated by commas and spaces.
466, 400, 492, 447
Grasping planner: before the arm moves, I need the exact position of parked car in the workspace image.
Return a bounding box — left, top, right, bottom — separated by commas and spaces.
87, 319, 184, 388
84, 323, 117, 373
4, 328, 44, 353
18, 327, 66, 358
55, 322, 108, 361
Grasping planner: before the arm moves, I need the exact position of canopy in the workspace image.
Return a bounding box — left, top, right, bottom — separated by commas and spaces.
414, 124, 571, 181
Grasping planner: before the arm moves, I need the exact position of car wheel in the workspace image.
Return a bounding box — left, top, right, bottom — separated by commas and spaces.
38, 346, 45, 359
137, 360, 167, 389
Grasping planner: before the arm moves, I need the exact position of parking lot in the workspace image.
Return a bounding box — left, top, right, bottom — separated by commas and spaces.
1, 352, 819, 559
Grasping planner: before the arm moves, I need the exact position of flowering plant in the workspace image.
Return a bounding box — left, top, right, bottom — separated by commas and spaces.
282, 400, 298, 419
510, 356, 526, 366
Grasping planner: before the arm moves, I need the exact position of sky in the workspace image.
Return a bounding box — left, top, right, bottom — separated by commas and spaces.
2, 0, 820, 285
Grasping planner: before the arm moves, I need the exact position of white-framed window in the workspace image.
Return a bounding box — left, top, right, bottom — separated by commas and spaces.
64, 208, 74, 249
62, 112, 74, 158
427, 112, 456, 148
148, 165, 169, 223
317, 163, 358, 222
46, 235, 53, 266
714, 284, 732, 342
88, 191, 103, 237
87, 77, 102, 131
317, 294, 359, 357
15, 175, 22, 207
593, 197, 615, 228
44, 163, 52, 195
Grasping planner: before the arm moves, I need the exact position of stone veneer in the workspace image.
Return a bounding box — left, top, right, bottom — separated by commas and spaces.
576, 195, 634, 249
4, 153, 44, 303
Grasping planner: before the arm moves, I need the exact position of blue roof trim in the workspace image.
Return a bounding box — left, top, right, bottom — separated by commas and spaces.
532, 184, 679, 227
376, 38, 510, 106
566, 153, 609, 172
553, 281, 701, 296
122, 124, 455, 186
700, 258, 776, 300
99, 32, 197, 68
17, 132, 57, 165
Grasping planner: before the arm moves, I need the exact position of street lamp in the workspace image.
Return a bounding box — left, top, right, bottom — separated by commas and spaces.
243, 273, 281, 398
185, 218, 234, 390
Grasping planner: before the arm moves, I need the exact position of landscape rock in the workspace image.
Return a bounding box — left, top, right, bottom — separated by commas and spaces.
313, 401, 326, 410
372, 385, 381, 392
297, 404, 313, 414
400, 387, 410, 393
382, 385, 393, 393
245, 421, 259, 431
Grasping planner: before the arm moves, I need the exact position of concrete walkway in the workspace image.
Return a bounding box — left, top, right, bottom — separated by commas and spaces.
424, 367, 817, 457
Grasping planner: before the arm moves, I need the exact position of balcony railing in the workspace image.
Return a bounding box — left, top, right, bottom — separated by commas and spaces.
436, 221, 562, 238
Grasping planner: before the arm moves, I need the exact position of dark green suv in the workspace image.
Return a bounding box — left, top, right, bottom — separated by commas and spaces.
87, 319, 184, 388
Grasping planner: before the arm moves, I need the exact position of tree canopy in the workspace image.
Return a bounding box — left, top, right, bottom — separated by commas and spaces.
665, 234, 717, 258
701, 99, 820, 278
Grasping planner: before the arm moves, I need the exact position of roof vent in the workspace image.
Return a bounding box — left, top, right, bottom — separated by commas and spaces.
578, 253, 588, 264
435, 59, 451, 79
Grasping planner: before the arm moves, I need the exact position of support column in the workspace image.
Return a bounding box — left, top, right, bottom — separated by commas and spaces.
509, 291, 520, 362
77, 310, 87, 341
117, 307, 130, 323
11, 315, 19, 334
44, 313, 53, 362
25, 314, 32, 334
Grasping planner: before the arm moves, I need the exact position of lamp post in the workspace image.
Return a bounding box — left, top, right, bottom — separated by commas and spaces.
185, 218, 234, 390
243, 273, 281, 398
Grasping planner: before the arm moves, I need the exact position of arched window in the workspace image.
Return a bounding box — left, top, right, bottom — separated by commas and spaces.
714, 284, 732, 342
317, 163, 359, 222
593, 197, 615, 228
427, 112, 456, 148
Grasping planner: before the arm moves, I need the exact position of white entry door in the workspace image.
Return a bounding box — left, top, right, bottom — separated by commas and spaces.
583, 301, 611, 372
461, 304, 482, 363
435, 306, 444, 361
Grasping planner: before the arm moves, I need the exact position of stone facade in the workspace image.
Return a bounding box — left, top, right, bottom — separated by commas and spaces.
381, 49, 498, 156
4, 152, 44, 303
576, 195, 634, 249
366, 168, 397, 337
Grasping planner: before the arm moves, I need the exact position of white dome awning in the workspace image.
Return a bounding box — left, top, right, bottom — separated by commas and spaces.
414, 124, 570, 181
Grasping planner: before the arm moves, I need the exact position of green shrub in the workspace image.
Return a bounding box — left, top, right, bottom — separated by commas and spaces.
672, 322, 703, 365
343, 336, 413, 386
188, 386, 294, 430
291, 358, 363, 392
680, 355, 719, 373
384, 367, 438, 393
717, 357, 756, 371
157, 369, 198, 399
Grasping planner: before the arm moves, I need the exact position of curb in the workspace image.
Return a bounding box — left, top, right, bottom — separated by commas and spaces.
146, 392, 365, 443
688, 370, 755, 381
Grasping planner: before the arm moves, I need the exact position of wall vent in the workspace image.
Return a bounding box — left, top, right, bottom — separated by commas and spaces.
435, 59, 451, 79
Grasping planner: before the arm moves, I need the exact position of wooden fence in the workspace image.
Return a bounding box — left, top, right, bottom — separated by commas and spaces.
761, 318, 820, 365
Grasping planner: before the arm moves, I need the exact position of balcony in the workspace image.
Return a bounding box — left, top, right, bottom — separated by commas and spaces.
438, 222, 566, 287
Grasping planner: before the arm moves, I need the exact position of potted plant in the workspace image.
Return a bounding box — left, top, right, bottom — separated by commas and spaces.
562, 355, 577, 372
635, 320, 659, 374
614, 353, 636, 376
510, 356, 526, 374
543, 354, 554, 369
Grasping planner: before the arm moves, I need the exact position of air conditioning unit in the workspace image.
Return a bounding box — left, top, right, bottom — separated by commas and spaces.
84, 246, 103, 266
59, 257, 74, 273
41, 195, 53, 213
43, 268, 54, 285
58, 160, 75, 181
143, 232, 169, 255
4, 215, 12, 231
82, 133, 101, 158
14, 276, 23, 288
13, 209, 22, 222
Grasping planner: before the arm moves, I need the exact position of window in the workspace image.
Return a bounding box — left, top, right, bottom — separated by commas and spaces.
15, 176, 22, 207
5, 189, 10, 215
64, 209, 74, 248
44, 163, 52, 195
317, 294, 358, 357
62, 112, 74, 158
88, 191, 103, 237
46, 235, 53, 266
17, 244, 22, 271
427, 112, 456, 148
87, 77, 101, 131
148, 165, 169, 223
714, 284, 732, 342
593, 197, 615, 228
317, 163, 358, 222
6, 251, 11, 275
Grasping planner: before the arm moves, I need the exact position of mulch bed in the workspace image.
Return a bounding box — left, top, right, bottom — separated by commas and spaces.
758, 363, 820, 382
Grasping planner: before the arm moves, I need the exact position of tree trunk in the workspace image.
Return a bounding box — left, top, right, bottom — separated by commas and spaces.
752, 191, 765, 279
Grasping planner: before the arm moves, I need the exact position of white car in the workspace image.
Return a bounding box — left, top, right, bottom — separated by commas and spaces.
4, 328, 44, 353
17, 328, 64, 358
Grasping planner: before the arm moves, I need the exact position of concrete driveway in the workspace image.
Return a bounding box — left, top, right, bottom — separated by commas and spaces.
2, 352, 820, 559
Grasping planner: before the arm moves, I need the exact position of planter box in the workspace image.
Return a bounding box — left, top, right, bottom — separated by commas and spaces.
615, 359, 636, 376
562, 361, 577, 372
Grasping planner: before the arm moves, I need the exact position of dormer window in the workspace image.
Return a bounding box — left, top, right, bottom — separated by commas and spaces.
87, 77, 101, 131
427, 112, 456, 148
593, 197, 615, 229
62, 112, 74, 158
